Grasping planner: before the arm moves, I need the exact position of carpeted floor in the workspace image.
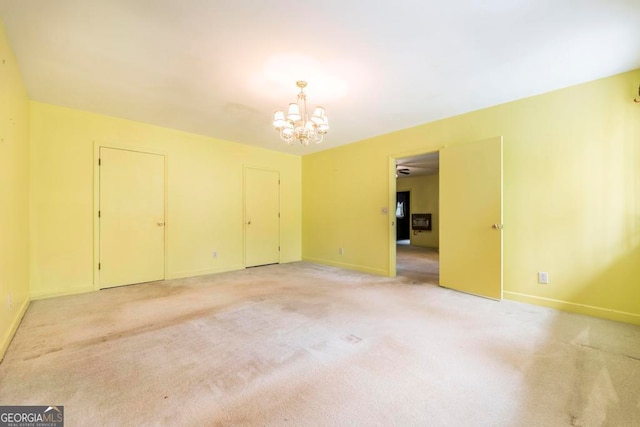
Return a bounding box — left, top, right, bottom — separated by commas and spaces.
1, 247, 639, 426
396, 244, 439, 285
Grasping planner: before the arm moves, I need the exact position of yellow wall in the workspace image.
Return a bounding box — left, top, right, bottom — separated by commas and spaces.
3, 11, 639, 343
0, 21, 30, 358
29, 102, 301, 298
303, 69, 640, 325
397, 174, 439, 248
303, 142, 390, 275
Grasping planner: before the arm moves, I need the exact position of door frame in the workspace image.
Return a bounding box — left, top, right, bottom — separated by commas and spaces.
389, 139, 503, 298
93, 142, 169, 290
242, 165, 281, 268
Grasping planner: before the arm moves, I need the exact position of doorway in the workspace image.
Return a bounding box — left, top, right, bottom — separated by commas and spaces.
396, 191, 411, 242
395, 153, 440, 284
390, 137, 503, 300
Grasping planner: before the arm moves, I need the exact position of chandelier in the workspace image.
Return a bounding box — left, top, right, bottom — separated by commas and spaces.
273, 81, 329, 145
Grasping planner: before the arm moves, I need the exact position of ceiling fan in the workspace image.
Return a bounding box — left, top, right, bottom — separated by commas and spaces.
396, 166, 410, 175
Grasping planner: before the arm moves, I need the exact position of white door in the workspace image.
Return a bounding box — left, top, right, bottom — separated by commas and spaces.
439, 137, 503, 300
99, 147, 165, 288
245, 168, 280, 267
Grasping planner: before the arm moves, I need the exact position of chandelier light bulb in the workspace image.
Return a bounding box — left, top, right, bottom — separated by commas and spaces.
273, 111, 286, 129
273, 81, 329, 146
319, 116, 329, 133
286, 103, 301, 121
311, 106, 325, 125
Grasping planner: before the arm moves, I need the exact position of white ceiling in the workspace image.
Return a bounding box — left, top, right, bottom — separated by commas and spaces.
397, 152, 440, 178
1, 0, 639, 156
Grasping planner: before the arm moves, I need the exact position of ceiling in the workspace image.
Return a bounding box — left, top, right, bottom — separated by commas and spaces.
1, 1, 639, 156
397, 152, 439, 178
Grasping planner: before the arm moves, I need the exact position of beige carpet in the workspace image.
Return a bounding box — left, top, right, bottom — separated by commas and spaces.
1, 248, 639, 426
396, 244, 439, 285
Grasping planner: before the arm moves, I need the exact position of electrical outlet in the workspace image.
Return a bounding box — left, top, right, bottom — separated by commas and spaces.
7, 294, 12, 309
339, 247, 344, 255
212, 251, 218, 259
538, 272, 549, 284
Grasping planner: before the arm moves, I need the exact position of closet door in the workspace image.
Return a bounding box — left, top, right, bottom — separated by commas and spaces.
99, 147, 165, 288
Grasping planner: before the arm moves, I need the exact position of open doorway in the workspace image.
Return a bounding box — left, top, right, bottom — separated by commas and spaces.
394, 152, 440, 284
396, 191, 411, 244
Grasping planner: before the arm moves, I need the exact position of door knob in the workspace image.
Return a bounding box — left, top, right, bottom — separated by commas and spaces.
492, 224, 502, 229
247, 221, 251, 225
157, 221, 165, 226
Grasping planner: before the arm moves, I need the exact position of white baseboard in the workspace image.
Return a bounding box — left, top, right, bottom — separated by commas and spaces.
504, 291, 640, 325
1, 297, 30, 361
